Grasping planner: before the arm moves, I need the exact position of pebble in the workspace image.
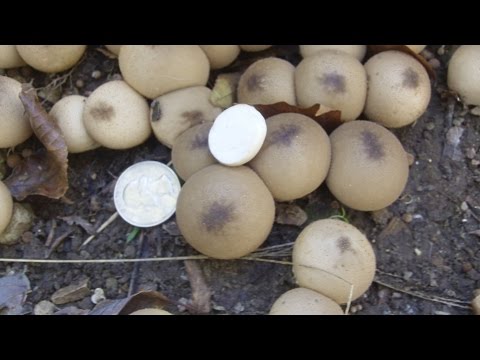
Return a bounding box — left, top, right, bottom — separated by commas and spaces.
428, 58, 441, 69
105, 277, 118, 294
470, 106, 480, 117
91, 288, 106, 304
51, 278, 90, 305
402, 213, 413, 223
233, 302, 245, 314
392, 292, 402, 299
466, 148, 476, 159
34, 300, 56, 315
91, 70, 102, 79
403, 271, 413, 281
425, 122, 435, 131
75, 79, 84, 88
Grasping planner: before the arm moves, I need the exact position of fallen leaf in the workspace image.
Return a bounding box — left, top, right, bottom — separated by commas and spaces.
89, 291, 170, 315
54, 306, 89, 315
0, 273, 31, 315
184, 260, 212, 314
254, 102, 343, 134
210, 73, 241, 109
51, 278, 90, 305
4, 84, 68, 200
468, 230, 480, 238
275, 204, 308, 227
59, 216, 95, 235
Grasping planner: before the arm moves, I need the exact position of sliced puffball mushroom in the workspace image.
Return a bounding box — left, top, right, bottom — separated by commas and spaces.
119, 45, 210, 99
150, 86, 222, 148
0, 181, 13, 236
200, 45, 240, 69
292, 219, 376, 304
176, 164, 275, 259
172, 123, 217, 181
0, 76, 32, 148
295, 50, 367, 122
405, 45, 426, 54
447, 45, 480, 106
0, 45, 26, 69
16, 45, 86, 73
239, 45, 272, 52
299, 45, 367, 61
364, 50, 431, 128
49, 95, 100, 153
130, 308, 172, 315
326, 121, 409, 211
269, 288, 344, 315
237, 57, 296, 105
248, 113, 331, 202
83, 81, 151, 150
105, 45, 122, 55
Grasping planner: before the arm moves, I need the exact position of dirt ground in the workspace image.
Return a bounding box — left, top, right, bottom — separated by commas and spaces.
0, 45, 477, 315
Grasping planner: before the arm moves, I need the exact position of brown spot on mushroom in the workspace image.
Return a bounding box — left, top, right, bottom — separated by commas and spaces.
269, 124, 301, 147
247, 73, 264, 92
318, 72, 346, 93
337, 236, 356, 254
190, 132, 209, 150
201, 201, 235, 233
361, 130, 385, 160
151, 100, 162, 122
182, 110, 205, 126
89, 102, 115, 121
402, 67, 419, 89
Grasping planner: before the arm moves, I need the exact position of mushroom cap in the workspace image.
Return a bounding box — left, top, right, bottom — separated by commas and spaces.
0, 76, 32, 148
105, 45, 122, 55
129, 308, 172, 315
176, 164, 275, 259
292, 219, 376, 304
249, 113, 331, 202
238, 57, 296, 105
119, 45, 210, 99
239, 45, 272, 52
0, 181, 13, 235
269, 288, 344, 315
150, 86, 222, 148
200, 45, 240, 69
326, 120, 409, 211
49, 95, 100, 153
172, 123, 217, 181
16, 45, 86, 73
405, 45, 426, 54
364, 50, 431, 128
83, 81, 151, 150
295, 50, 367, 121
299, 45, 366, 61
0, 45, 26, 69
447, 45, 480, 106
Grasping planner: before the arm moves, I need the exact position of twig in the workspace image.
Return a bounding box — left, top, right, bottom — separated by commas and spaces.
128, 230, 145, 297
46, 231, 73, 258
0, 255, 208, 264
45, 219, 57, 247
81, 212, 119, 248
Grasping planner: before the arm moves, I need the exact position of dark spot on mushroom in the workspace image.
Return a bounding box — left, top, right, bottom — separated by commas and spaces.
190, 131, 209, 150
319, 72, 346, 93
247, 73, 264, 92
151, 100, 162, 122
89, 102, 114, 121
402, 67, 419, 89
337, 236, 356, 254
182, 110, 205, 126
361, 130, 385, 160
269, 124, 301, 147
201, 201, 235, 233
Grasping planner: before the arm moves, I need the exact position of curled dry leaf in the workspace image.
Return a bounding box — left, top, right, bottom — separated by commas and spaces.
184, 260, 212, 314
89, 291, 170, 315
0, 273, 31, 315
4, 84, 68, 200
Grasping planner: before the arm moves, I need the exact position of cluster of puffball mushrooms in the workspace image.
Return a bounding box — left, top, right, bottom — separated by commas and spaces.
0, 45, 478, 315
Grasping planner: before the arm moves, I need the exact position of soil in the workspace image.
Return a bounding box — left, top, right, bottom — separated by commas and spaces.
0, 45, 478, 315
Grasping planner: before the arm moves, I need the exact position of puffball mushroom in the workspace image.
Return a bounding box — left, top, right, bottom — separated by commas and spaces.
0, 45, 26, 69
172, 123, 217, 181
83, 81, 151, 150
326, 121, 409, 211
119, 45, 210, 99
150, 86, 222, 148
239, 45, 272, 52
0, 181, 13, 236
130, 308, 172, 315
447, 45, 480, 106
0, 203, 34, 245
200, 45, 240, 69
295, 50, 367, 122
364, 50, 431, 128
269, 288, 344, 315
16, 45, 86, 73
405, 45, 426, 54
105, 45, 122, 55
237, 57, 296, 105
49, 95, 100, 153
299, 45, 367, 61
0, 75, 32, 148
292, 219, 376, 304
176, 164, 275, 260
248, 113, 331, 202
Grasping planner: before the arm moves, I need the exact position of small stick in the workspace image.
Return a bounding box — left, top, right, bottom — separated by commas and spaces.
45, 219, 57, 247
81, 212, 119, 248
46, 230, 73, 258
128, 230, 145, 297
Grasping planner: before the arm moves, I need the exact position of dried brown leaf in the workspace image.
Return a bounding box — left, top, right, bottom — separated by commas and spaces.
59, 216, 95, 235
4, 84, 68, 200
184, 260, 212, 314
0, 273, 30, 315
275, 204, 308, 227
89, 291, 170, 315
254, 102, 343, 134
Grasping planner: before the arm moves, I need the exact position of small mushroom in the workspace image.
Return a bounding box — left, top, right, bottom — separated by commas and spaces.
119, 45, 210, 99
150, 86, 222, 148
176, 164, 275, 259
200, 45, 240, 69
16, 45, 86, 73
405, 45, 426, 54
0, 45, 26, 69
237, 57, 296, 105
269, 288, 344, 315
0, 181, 13, 236
105, 45, 122, 56
447, 45, 480, 106
83, 81, 151, 150
49, 95, 100, 153
364, 50, 431, 128
0, 75, 32, 148
292, 219, 376, 304
129, 308, 172, 315
326, 120, 409, 211
299, 45, 366, 61
239, 45, 272, 52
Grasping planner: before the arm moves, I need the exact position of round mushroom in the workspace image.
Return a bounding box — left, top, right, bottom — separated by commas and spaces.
83, 81, 151, 150
364, 50, 431, 128
292, 219, 376, 304
326, 120, 409, 211
447, 45, 480, 106
130, 308, 172, 315
405, 45, 426, 54
176, 164, 275, 259
0, 45, 26, 69
16, 45, 86, 73
105, 45, 122, 56
295, 50, 367, 121
269, 288, 344, 315
49, 95, 100, 153
237, 57, 296, 105
0, 181, 13, 236
0, 75, 32, 148
299, 45, 366, 61
239, 45, 272, 52
200, 45, 240, 69
119, 45, 210, 99
248, 113, 331, 202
